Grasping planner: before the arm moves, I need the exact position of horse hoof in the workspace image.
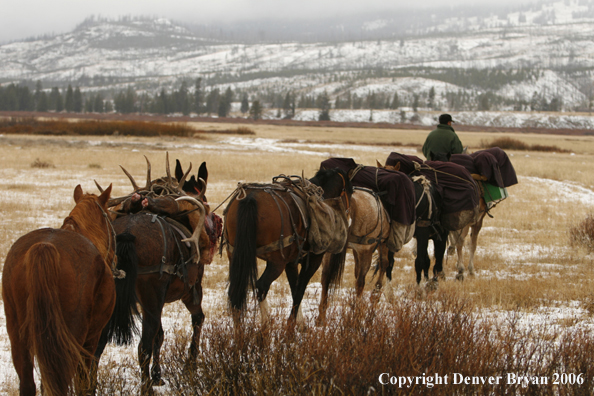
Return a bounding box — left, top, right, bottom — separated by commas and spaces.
436, 271, 446, 281
152, 378, 166, 387
447, 246, 456, 256
456, 273, 464, 281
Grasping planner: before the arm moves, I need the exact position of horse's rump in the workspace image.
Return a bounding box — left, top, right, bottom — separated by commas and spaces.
113, 213, 195, 288
3, 228, 111, 395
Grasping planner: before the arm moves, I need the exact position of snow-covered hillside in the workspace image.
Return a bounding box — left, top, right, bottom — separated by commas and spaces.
0, 0, 593, 115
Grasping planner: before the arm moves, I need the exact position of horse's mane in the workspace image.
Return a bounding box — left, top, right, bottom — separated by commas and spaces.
62, 194, 111, 263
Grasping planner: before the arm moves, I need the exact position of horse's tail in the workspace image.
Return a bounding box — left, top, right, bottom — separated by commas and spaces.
326, 249, 347, 292
105, 232, 139, 346
23, 242, 84, 396
228, 194, 259, 311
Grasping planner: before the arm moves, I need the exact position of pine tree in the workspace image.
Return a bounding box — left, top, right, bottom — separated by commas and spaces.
205, 88, 220, 115
37, 91, 49, 112
240, 94, 249, 114
73, 86, 83, 112
65, 84, 74, 112
318, 91, 331, 121
249, 100, 262, 120
391, 92, 399, 109
94, 94, 104, 113
428, 86, 435, 109
194, 78, 203, 114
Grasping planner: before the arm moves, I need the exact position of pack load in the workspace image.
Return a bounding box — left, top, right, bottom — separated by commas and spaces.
386, 152, 480, 231
321, 158, 416, 251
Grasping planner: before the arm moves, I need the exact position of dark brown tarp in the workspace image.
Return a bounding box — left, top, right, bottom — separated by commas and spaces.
385, 152, 480, 215
320, 158, 416, 225
470, 147, 518, 187
451, 151, 504, 188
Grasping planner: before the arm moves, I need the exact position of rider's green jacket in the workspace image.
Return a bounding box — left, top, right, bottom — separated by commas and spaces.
422, 124, 463, 160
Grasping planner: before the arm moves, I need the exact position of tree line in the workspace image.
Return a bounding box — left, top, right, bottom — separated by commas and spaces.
0, 78, 573, 122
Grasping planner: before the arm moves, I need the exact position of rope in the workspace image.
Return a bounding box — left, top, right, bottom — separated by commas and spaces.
411, 175, 433, 219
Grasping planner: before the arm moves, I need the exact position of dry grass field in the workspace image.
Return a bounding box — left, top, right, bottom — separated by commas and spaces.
1, 121, 594, 394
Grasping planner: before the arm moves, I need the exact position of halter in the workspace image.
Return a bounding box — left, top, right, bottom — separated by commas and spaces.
94, 201, 125, 279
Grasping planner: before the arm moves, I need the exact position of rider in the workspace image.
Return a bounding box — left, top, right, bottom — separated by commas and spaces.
422, 113, 463, 161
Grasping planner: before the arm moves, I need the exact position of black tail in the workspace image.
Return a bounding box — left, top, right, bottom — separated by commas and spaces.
228, 194, 259, 311
105, 232, 140, 345
326, 249, 347, 292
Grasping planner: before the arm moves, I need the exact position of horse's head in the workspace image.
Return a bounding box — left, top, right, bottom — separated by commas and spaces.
176, 159, 208, 202
310, 167, 353, 210
64, 184, 114, 263
429, 151, 451, 162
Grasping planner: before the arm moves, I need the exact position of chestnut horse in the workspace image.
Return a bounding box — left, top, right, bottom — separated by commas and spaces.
3, 185, 116, 396
318, 187, 391, 322
94, 157, 219, 396
225, 168, 352, 325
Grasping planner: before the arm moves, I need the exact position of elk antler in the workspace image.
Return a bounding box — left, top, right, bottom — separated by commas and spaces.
197, 177, 206, 201
176, 196, 206, 263
144, 155, 152, 190
94, 179, 104, 193
120, 165, 140, 191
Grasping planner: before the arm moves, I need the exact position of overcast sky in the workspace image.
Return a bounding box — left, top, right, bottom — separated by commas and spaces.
2, 0, 529, 43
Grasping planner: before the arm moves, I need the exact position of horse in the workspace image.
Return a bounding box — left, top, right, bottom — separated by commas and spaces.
93, 155, 220, 395
225, 168, 352, 326
3, 185, 117, 396
377, 160, 448, 285
447, 148, 516, 280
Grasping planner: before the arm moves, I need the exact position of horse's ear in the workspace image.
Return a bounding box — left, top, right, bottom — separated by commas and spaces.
394, 162, 401, 171
175, 159, 184, 181
98, 184, 113, 206
376, 160, 384, 168
198, 162, 208, 183
74, 184, 83, 203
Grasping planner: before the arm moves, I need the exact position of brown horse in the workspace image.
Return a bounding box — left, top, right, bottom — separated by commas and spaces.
94, 156, 220, 396
225, 168, 352, 325
318, 187, 392, 322
3, 185, 116, 396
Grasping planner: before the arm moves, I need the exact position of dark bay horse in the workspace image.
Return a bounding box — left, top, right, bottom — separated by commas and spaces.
94, 156, 219, 396
3, 185, 116, 396
225, 168, 352, 325
377, 160, 448, 285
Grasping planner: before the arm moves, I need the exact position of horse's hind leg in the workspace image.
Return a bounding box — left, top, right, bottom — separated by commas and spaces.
290, 254, 325, 326
414, 234, 430, 284
182, 285, 205, 368
149, 324, 165, 386
468, 215, 485, 276
432, 230, 449, 280
317, 253, 331, 325
9, 336, 36, 396
255, 261, 286, 323
452, 226, 470, 280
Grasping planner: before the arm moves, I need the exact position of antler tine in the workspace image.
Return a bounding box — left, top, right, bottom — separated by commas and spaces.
178, 162, 193, 192
120, 165, 140, 191
176, 196, 206, 263
165, 151, 173, 184
94, 179, 104, 193
197, 177, 207, 201
143, 155, 152, 190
